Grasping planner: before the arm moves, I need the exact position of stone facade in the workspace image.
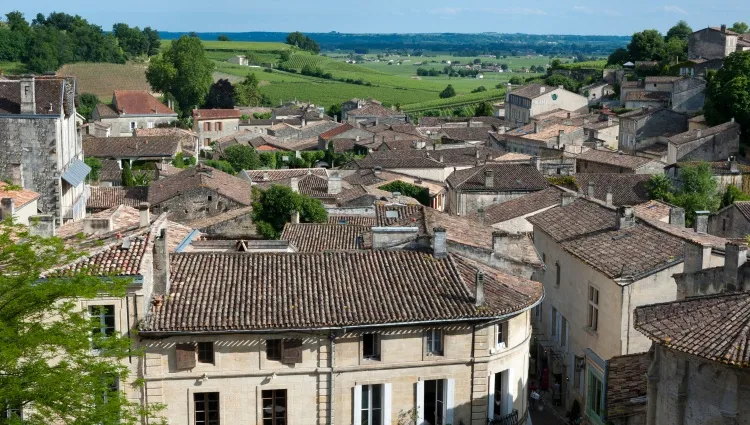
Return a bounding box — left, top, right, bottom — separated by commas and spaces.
151, 187, 248, 223
194, 117, 241, 149
618, 109, 688, 155
671, 78, 706, 113
708, 204, 750, 238
93, 113, 177, 137
505, 86, 589, 125
688, 27, 738, 60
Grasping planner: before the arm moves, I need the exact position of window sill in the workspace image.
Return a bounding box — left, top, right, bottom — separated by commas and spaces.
584, 327, 598, 337
362, 357, 381, 362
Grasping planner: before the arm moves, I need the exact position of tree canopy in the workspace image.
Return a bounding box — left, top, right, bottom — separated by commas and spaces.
220, 145, 261, 172
252, 185, 327, 239
0, 221, 160, 424
146, 35, 214, 117
233, 73, 269, 107
545, 74, 580, 92
647, 164, 719, 225
204, 79, 236, 109
285, 32, 320, 53
730, 22, 749, 34
665, 20, 693, 42
474, 102, 494, 117
704, 51, 750, 144
77, 93, 100, 121
628, 29, 666, 62
439, 84, 456, 99
112, 23, 160, 58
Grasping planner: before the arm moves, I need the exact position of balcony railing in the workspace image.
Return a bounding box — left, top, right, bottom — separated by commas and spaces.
489, 409, 519, 425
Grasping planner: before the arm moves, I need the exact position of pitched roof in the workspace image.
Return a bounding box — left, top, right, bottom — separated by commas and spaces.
441, 127, 492, 142
624, 91, 671, 102
140, 250, 542, 333
281, 223, 369, 252
327, 216, 379, 226
319, 123, 354, 140
575, 149, 656, 170
94, 103, 119, 118
83, 136, 181, 158
528, 197, 617, 242
0, 182, 40, 209
352, 147, 506, 170
644, 76, 683, 84
633, 200, 671, 221
347, 104, 399, 118
635, 292, 750, 367
469, 187, 563, 225
192, 109, 242, 120
186, 205, 254, 231
446, 163, 548, 191
241, 168, 328, 184
734, 202, 750, 221
510, 84, 558, 100
113, 90, 176, 115
606, 353, 649, 419
148, 165, 253, 206
667, 121, 740, 146
0, 77, 71, 116
575, 173, 652, 205
87, 186, 148, 210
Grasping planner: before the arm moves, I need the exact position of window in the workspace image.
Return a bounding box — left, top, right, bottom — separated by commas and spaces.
363, 333, 380, 360
424, 380, 444, 425
361, 385, 383, 425
555, 262, 561, 286
197, 342, 214, 364
90, 305, 116, 337
147, 121, 154, 129
586, 372, 604, 420
426, 329, 443, 356
574, 356, 584, 391
266, 340, 282, 361
542, 253, 546, 264
262, 390, 286, 425
129, 121, 137, 131
208, 195, 213, 202
194, 392, 219, 425
265, 339, 303, 364
560, 317, 568, 351
216, 122, 223, 131
588, 286, 599, 331
496, 322, 507, 349
2, 401, 22, 422
723, 218, 727, 231
551, 307, 557, 337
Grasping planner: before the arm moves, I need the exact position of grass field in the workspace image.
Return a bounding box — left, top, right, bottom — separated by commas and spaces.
0, 61, 27, 74
59, 63, 151, 101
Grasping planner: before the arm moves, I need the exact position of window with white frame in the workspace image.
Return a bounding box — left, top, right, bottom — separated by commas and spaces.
496, 322, 508, 349
361, 385, 383, 425
426, 329, 443, 356
2, 400, 22, 421
587, 286, 599, 332
129, 121, 137, 131
147, 121, 154, 129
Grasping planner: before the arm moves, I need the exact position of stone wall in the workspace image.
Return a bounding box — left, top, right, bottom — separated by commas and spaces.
197, 211, 257, 238
98, 116, 177, 136
151, 188, 247, 223
708, 204, 750, 238
457, 190, 539, 216
670, 130, 739, 163
576, 159, 634, 174
672, 79, 706, 113
688, 28, 734, 60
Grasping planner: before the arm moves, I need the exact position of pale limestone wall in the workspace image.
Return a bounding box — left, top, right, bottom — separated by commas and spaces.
529, 89, 589, 118
492, 205, 557, 233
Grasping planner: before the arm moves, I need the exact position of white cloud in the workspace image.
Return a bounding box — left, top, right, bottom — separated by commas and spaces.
663, 5, 688, 15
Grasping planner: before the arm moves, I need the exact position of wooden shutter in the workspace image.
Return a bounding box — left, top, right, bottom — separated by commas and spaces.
383, 383, 392, 425
353, 385, 362, 425
444, 379, 455, 425
415, 381, 425, 425
281, 339, 303, 364
175, 343, 196, 370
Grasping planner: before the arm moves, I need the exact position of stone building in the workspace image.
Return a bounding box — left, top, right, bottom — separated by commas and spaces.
0, 181, 40, 226
666, 120, 740, 164
527, 197, 727, 421
635, 241, 750, 425
91, 90, 178, 136
708, 201, 750, 238
617, 107, 688, 156
688, 25, 750, 60
0, 75, 89, 223
446, 162, 548, 216
468, 186, 565, 233
603, 352, 649, 425
504, 84, 588, 125
573, 149, 665, 174
192, 109, 242, 149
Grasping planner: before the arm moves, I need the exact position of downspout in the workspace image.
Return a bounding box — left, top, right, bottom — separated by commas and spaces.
329, 330, 341, 425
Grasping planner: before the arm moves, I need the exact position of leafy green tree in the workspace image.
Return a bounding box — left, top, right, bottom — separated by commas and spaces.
327, 104, 342, 122
234, 73, 265, 107
77, 92, 99, 120
704, 51, 750, 144
202, 159, 236, 175
171, 152, 196, 168
474, 101, 494, 117
607, 47, 630, 66
132, 171, 152, 186
500, 64, 509, 71
252, 185, 327, 239
205, 79, 236, 109
143, 27, 161, 56
508, 76, 524, 85
84, 157, 102, 182
730, 22, 749, 34
285, 32, 320, 53
648, 164, 718, 225
279, 50, 292, 62
545, 74, 579, 92
121, 161, 135, 186
627, 29, 665, 61
146, 35, 214, 117
471, 86, 487, 93
259, 152, 277, 169
664, 37, 688, 63
721, 185, 750, 208
379, 181, 431, 206
221, 145, 260, 172
113, 23, 149, 57
0, 221, 161, 425
439, 84, 456, 99
666, 20, 693, 42
647, 173, 674, 202
217, 34, 230, 41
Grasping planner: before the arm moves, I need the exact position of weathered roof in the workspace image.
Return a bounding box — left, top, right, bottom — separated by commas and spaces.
242, 168, 328, 183
148, 165, 253, 206
441, 127, 492, 142
281, 223, 369, 252
469, 187, 563, 225
140, 250, 542, 333
347, 104, 399, 118
635, 292, 750, 367
624, 91, 671, 102
94, 103, 119, 118
0, 77, 71, 116
575, 173, 652, 205
83, 136, 181, 158
186, 205, 254, 231
319, 123, 355, 140
192, 109, 242, 120
633, 200, 671, 221
528, 197, 617, 242
87, 186, 148, 211
575, 149, 656, 170
0, 181, 40, 209
113, 90, 176, 115
606, 353, 649, 419
510, 84, 557, 100
327, 216, 379, 226
644, 76, 683, 84
446, 163, 548, 191
667, 121, 740, 146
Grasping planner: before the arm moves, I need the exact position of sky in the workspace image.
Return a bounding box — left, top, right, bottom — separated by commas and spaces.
8, 0, 750, 35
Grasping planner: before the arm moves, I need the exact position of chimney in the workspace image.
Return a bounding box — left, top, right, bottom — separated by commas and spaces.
301, 118, 306, 127
83, 216, 114, 236
0, 198, 15, 221
9, 163, 23, 187
730, 156, 739, 173
605, 191, 613, 207
373, 166, 382, 175
356, 135, 360, 142
20, 75, 35, 114
557, 85, 564, 90
683, 240, 712, 274
484, 169, 494, 188
694, 211, 709, 233
540, 86, 546, 94
697, 129, 702, 138
290, 177, 299, 193
669, 207, 685, 227
530, 156, 541, 171
153, 228, 170, 295
587, 181, 596, 198
139, 202, 151, 228
439, 154, 444, 163
721, 24, 727, 33
28, 214, 56, 238
477, 208, 485, 226
475, 270, 485, 306
328, 172, 342, 195
724, 241, 747, 291
432, 227, 447, 258
567, 112, 571, 119
616, 205, 635, 229
533, 121, 539, 133
561, 192, 575, 207
291, 210, 300, 225
262, 171, 270, 181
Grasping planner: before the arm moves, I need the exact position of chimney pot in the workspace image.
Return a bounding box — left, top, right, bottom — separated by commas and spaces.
291, 210, 300, 225
588, 181, 596, 198
153, 228, 170, 296
139, 202, 151, 228
328, 172, 342, 195
534, 121, 540, 133
28, 214, 55, 238
721, 24, 727, 33
617, 205, 635, 229
605, 191, 613, 206
724, 241, 747, 291
1, 198, 15, 221
432, 227, 447, 258
20, 76, 35, 115
683, 240, 712, 276
561, 192, 575, 206
484, 169, 494, 188
290, 177, 299, 193
694, 211, 709, 233
669, 207, 685, 227
475, 270, 485, 306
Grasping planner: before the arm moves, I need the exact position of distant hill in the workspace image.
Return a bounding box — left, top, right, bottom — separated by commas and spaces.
159, 32, 629, 56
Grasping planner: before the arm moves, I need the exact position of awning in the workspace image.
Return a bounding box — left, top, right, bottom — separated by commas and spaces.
61, 158, 91, 187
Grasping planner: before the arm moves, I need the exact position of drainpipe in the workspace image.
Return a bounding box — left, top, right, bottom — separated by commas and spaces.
329, 330, 340, 425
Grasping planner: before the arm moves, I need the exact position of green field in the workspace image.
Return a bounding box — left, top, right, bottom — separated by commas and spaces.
58, 62, 151, 101
0, 61, 27, 74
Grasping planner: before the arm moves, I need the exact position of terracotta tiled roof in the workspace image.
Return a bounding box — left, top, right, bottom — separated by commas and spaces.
441, 127, 493, 142
528, 198, 617, 242
606, 353, 649, 419
83, 136, 181, 158
575, 149, 656, 170
347, 104, 398, 118
667, 121, 740, 145
635, 292, 750, 366
148, 165, 253, 206
281, 223, 369, 252
87, 186, 148, 211
192, 109, 242, 120
644, 76, 683, 84
0, 77, 69, 116
327, 216, 378, 226
319, 124, 354, 140
620, 81, 644, 88
575, 173, 652, 205
140, 250, 542, 333
352, 146, 506, 170
633, 200, 671, 221
510, 84, 557, 100
446, 163, 548, 191
625, 91, 670, 102
0, 182, 40, 209
94, 103, 119, 118
54, 233, 151, 276
468, 187, 563, 225
113, 90, 176, 115
242, 168, 328, 183
57, 205, 139, 239
134, 128, 197, 152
